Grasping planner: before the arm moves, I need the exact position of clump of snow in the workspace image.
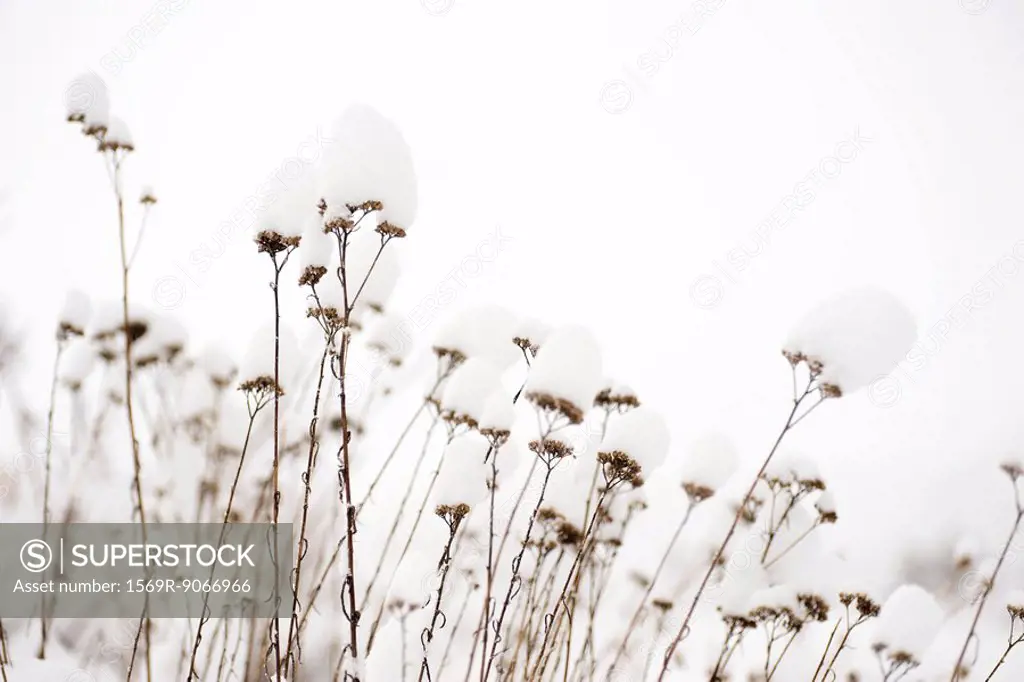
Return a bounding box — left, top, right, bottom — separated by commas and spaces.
599, 406, 670, 473
65, 71, 110, 133
871, 584, 944, 662
524, 325, 603, 419
59, 288, 91, 334
515, 316, 551, 351
785, 287, 917, 395
199, 345, 236, 388
479, 389, 516, 435
103, 116, 134, 150
433, 433, 491, 509
318, 104, 418, 230
366, 314, 412, 364
764, 449, 823, 485
680, 431, 738, 493
239, 324, 299, 390
441, 358, 504, 425
60, 338, 95, 389
433, 305, 520, 368
299, 215, 334, 272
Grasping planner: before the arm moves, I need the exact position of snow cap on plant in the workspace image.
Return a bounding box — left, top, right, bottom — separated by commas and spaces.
594, 380, 640, 412
680, 431, 738, 502
58, 288, 91, 338
478, 389, 516, 443
238, 323, 298, 396
65, 72, 110, 136
139, 184, 157, 205
524, 325, 602, 424
871, 584, 944, 667
318, 104, 418, 234
200, 345, 237, 390
433, 432, 490, 509
99, 116, 134, 153
60, 338, 95, 391
1008, 590, 1024, 620
440, 357, 504, 429
513, 316, 550, 357
366, 314, 412, 366
598, 406, 670, 478
297, 214, 333, 287
433, 305, 520, 369
784, 287, 916, 398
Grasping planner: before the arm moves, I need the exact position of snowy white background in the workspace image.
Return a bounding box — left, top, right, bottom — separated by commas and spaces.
3, 0, 1024, 678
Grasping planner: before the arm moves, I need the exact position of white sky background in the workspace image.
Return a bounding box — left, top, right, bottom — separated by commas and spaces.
3, 0, 1024, 588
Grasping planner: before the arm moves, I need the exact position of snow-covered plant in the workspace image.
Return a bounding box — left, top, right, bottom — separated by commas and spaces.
4, 73, 1024, 682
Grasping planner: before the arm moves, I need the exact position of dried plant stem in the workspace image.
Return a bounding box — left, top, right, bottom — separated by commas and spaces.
950, 478, 1024, 681
331, 218, 391, 679
284, 341, 332, 676
657, 375, 822, 681
607, 503, 696, 675
37, 336, 64, 658
106, 151, 153, 682
364, 417, 441, 651
817, 606, 873, 682
482, 418, 562, 682
984, 616, 1024, 681
188, 392, 268, 680
0, 619, 9, 682
419, 512, 465, 682
438, 578, 479, 678
297, 537, 344, 639
765, 624, 800, 680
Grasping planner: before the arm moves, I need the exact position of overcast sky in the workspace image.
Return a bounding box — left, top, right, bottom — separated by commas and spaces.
3, 0, 1024, 584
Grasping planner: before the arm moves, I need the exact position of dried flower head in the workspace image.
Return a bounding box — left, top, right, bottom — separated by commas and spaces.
529, 438, 574, 462
556, 521, 584, 547
376, 221, 406, 239
526, 391, 585, 425
139, 188, 157, 205
598, 450, 643, 488
299, 265, 328, 288
798, 593, 830, 622
652, 599, 674, 612
683, 481, 715, 503
1001, 460, 1023, 480
513, 336, 539, 357
435, 503, 471, 530
238, 376, 284, 399
255, 230, 301, 255
595, 386, 641, 412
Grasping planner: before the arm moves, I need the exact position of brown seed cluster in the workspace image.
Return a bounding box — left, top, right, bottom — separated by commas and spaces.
299, 265, 328, 287
255, 230, 301, 255
595, 387, 641, 412
597, 450, 643, 488
683, 481, 715, 503
526, 391, 585, 425
238, 376, 284, 398
529, 438, 574, 462
839, 592, 880, 618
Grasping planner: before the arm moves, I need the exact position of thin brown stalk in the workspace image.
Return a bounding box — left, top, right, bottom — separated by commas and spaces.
607, 502, 696, 674
657, 373, 823, 681
951, 474, 1024, 681
188, 389, 270, 680
419, 509, 466, 681
37, 336, 64, 658
984, 614, 1024, 681
284, 341, 333, 676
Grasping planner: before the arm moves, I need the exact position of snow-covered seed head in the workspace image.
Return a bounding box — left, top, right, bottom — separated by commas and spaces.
58, 289, 91, 339
436, 503, 470, 530
651, 598, 673, 612
1000, 459, 1023, 481
797, 593, 830, 622
299, 265, 328, 287
683, 482, 715, 503
814, 490, 838, 524
838, 591, 880, 617
597, 450, 643, 489
98, 116, 134, 152
139, 186, 157, 205
1007, 591, 1024, 620
594, 384, 640, 412
529, 438, 573, 462
254, 230, 301, 255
